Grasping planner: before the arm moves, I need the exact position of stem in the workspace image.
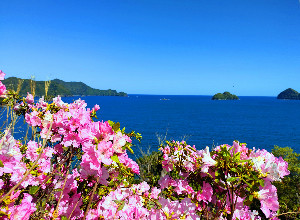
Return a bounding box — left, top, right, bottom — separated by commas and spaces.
0, 122, 53, 204
68, 198, 81, 220
33, 154, 70, 206
83, 177, 99, 220
213, 192, 227, 219
53, 149, 73, 218
271, 211, 300, 219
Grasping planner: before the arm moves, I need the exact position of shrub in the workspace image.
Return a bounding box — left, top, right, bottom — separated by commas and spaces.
0, 70, 293, 219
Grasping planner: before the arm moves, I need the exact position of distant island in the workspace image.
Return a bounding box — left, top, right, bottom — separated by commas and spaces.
3, 77, 127, 97
277, 88, 300, 100
212, 91, 239, 100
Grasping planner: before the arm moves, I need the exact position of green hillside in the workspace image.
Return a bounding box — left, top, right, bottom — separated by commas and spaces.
3, 77, 127, 97
212, 91, 239, 100
277, 88, 300, 100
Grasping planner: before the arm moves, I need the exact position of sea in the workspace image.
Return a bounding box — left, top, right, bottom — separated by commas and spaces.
59, 95, 300, 156
5, 95, 300, 157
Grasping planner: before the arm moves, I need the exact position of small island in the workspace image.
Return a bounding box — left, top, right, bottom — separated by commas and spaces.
3, 77, 127, 97
212, 91, 239, 100
277, 88, 300, 100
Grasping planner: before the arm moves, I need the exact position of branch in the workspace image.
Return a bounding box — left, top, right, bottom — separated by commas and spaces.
0, 122, 53, 204
271, 211, 300, 219
83, 177, 99, 220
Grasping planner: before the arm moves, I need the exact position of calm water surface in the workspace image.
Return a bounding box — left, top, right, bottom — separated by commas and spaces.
62, 95, 300, 154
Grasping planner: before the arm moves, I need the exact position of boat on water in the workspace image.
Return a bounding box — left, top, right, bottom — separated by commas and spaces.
160, 98, 170, 101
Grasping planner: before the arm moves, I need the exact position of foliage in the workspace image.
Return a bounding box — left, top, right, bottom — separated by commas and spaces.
212, 91, 239, 100
3, 77, 127, 97
158, 140, 289, 219
136, 150, 163, 187
272, 146, 300, 219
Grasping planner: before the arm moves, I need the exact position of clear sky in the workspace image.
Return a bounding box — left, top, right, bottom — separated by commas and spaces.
0, 0, 299, 96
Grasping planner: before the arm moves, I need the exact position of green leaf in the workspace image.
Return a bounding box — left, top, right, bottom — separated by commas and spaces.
249, 195, 253, 201
171, 196, 177, 200
41, 198, 47, 207
29, 186, 39, 195
0, 210, 9, 216
111, 155, 120, 163
61, 216, 68, 220
215, 170, 219, 176
0, 160, 3, 168
235, 152, 241, 161
231, 168, 238, 172
227, 177, 238, 182
117, 200, 125, 211
240, 159, 251, 163
242, 179, 251, 187
108, 120, 114, 126
112, 122, 120, 131
54, 188, 63, 192
127, 146, 134, 154
147, 200, 156, 209
259, 179, 264, 187
114, 200, 123, 204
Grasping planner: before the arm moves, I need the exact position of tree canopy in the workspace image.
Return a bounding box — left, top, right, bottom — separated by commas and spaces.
277, 88, 300, 100
212, 91, 239, 100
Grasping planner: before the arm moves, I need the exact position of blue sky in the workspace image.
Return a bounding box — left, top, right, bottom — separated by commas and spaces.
0, 0, 299, 95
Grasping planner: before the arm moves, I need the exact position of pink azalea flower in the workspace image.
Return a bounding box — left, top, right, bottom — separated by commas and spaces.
118, 153, 140, 174
52, 95, 67, 108
0, 70, 6, 96
232, 206, 260, 220
111, 131, 127, 153
150, 187, 161, 199
26, 141, 39, 162
25, 111, 42, 127
137, 181, 150, 194
93, 104, 100, 111
25, 93, 34, 104
257, 182, 279, 218
174, 179, 194, 195
0, 179, 4, 189
9, 193, 36, 220
196, 182, 213, 203
0, 82, 7, 97
158, 175, 176, 189
10, 190, 21, 201
0, 70, 5, 80
162, 159, 174, 172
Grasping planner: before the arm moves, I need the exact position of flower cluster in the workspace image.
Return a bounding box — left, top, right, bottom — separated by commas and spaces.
0, 70, 7, 97
0, 70, 290, 219
0, 71, 142, 219
159, 140, 290, 219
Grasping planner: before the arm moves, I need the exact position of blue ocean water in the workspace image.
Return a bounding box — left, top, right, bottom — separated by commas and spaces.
62, 95, 300, 154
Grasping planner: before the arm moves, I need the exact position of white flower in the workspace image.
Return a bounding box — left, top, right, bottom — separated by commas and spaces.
201, 147, 217, 173
202, 147, 217, 166
251, 156, 264, 172
0, 130, 18, 156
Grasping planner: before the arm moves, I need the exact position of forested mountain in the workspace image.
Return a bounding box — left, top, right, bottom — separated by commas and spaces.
3, 77, 127, 97
277, 88, 300, 100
